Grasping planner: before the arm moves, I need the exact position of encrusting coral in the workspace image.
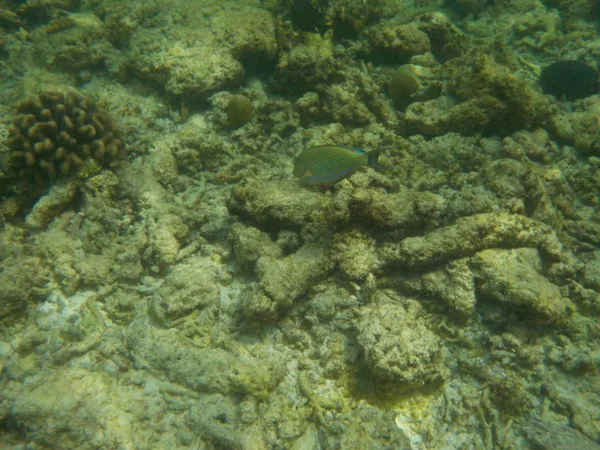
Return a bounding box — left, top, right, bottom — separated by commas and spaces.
5, 91, 125, 180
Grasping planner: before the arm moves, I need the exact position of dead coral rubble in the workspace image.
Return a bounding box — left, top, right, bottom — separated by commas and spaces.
357, 294, 448, 388
6, 91, 125, 180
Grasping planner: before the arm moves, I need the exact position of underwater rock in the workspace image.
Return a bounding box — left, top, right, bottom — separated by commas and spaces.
304, 285, 358, 325
148, 144, 178, 188
274, 33, 334, 94
539, 61, 599, 101
31, 13, 112, 73
403, 93, 525, 136
256, 244, 333, 311
367, 22, 430, 64
0, 250, 49, 319
145, 213, 189, 267
230, 223, 282, 270
348, 187, 443, 230
318, 403, 414, 449
396, 258, 476, 320
357, 294, 447, 387
126, 319, 285, 397
332, 230, 376, 281
132, 38, 244, 100
321, 83, 377, 125
25, 179, 79, 228
418, 12, 468, 62
581, 251, 600, 292
324, 0, 387, 36
5, 91, 125, 180
228, 179, 326, 227
443, 53, 551, 135
6, 369, 141, 448
403, 95, 459, 135
379, 211, 567, 270
240, 286, 280, 322
236, 243, 334, 321
127, 4, 277, 101
150, 256, 224, 327
470, 248, 575, 323
523, 417, 600, 450
24, 170, 146, 294
549, 107, 600, 154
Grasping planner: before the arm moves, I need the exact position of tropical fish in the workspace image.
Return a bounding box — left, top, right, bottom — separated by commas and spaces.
293, 145, 388, 186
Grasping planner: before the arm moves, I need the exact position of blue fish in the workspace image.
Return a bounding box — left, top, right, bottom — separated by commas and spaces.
293, 145, 387, 186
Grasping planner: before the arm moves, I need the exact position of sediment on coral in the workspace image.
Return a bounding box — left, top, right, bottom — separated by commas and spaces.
5, 91, 125, 180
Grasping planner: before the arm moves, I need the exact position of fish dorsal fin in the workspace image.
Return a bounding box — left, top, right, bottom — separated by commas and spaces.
349, 147, 366, 155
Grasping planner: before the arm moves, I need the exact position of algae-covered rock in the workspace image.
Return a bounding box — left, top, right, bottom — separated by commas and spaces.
304, 285, 359, 326
30, 13, 114, 73
25, 171, 146, 294
379, 211, 567, 270
25, 178, 79, 228
0, 229, 50, 319
470, 248, 575, 322
332, 230, 376, 281
404, 94, 507, 136
240, 285, 280, 323
418, 12, 468, 61
523, 417, 600, 450
323, 0, 389, 35
228, 179, 326, 227
126, 3, 276, 101
274, 31, 334, 93
230, 240, 334, 321
446, 53, 551, 134
404, 51, 552, 136
230, 222, 282, 270
348, 187, 444, 230
148, 143, 178, 188
321, 82, 378, 125
6, 368, 143, 448
126, 319, 285, 398
357, 293, 447, 387
130, 34, 243, 100
256, 244, 333, 310
145, 213, 189, 267
318, 402, 414, 450
368, 22, 430, 64
548, 99, 600, 155
397, 258, 476, 320
150, 256, 226, 327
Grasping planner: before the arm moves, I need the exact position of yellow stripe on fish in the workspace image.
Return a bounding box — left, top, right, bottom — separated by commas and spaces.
293, 145, 388, 186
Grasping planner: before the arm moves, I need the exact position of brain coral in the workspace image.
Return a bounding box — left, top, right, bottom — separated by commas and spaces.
6, 91, 125, 179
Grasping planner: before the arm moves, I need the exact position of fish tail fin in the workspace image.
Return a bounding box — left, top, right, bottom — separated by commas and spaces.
367, 147, 394, 169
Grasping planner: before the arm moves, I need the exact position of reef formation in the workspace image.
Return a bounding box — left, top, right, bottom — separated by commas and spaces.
0, 0, 600, 449
6, 91, 125, 179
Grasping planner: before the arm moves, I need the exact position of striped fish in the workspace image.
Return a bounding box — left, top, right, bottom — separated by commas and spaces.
293, 145, 387, 186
